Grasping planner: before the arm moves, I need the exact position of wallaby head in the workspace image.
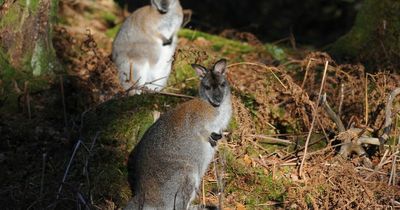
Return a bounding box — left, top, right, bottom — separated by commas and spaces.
151, 0, 178, 14
191, 59, 230, 107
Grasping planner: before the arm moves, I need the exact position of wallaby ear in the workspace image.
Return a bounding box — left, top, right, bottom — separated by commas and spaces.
191, 64, 208, 78
213, 59, 227, 75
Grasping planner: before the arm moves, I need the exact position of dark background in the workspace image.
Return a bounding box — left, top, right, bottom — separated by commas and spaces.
115, 0, 362, 47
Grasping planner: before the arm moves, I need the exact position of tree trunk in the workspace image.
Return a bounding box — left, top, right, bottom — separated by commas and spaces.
0, 0, 58, 112
328, 0, 400, 71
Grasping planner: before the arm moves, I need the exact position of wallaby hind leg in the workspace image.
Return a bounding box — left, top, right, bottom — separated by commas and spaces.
146, 61, 172, 91
171, 174, 199, 210
119, 60, 149, 95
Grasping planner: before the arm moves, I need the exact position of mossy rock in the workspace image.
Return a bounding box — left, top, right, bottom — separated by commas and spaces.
81, 94, 186, 207
328, 0, 400, 70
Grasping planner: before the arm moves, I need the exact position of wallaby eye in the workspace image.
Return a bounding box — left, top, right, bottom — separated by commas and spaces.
204, 85, 211, 90
220, 82, 226, 87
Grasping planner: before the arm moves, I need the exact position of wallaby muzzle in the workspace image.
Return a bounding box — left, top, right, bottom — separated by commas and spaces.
209, 98, 222, 107
158, 0, 169, 14
157, 8, 168, 14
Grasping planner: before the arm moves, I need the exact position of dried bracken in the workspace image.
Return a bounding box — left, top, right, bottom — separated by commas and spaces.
53, 27, 123, 106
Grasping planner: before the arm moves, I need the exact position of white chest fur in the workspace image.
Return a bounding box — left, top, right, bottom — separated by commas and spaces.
208, 95, 232, 134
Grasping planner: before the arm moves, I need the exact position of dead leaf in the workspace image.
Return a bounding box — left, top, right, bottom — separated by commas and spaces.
243, 154, 252, 166
235, 203, 247, 210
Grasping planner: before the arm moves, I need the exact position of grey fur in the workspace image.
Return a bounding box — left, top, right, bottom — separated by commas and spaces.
125, 59, 232, 210
112, 0, 183, 94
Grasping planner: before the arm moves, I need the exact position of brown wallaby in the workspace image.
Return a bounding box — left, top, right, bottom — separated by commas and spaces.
125, 59, 232, 210
112, 0, 183, 94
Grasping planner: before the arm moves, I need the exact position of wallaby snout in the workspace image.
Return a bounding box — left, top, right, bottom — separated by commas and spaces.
152, 0, 172, 14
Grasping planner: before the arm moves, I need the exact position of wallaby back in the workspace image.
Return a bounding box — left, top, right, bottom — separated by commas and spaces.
125, 59, 232, 210
112, 0, 183, 94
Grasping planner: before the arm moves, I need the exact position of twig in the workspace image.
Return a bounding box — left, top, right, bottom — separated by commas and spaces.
338, 83, 344, 116
83, 132, 100, 204
57, 140, 82, 199
126, 80, 195, 99
213, 156, 224, 210
299, 61, 329, 178
60, 76, 67, 127
321, 93, 345, 132
365, 74, 369, 125
389, 136, 399, 185
316, 115, 330, 143
24, 81, 32, 120
301, 58, 314, 89
40, 153, 47, 197
364, 149, 391, 181
202, 178, 205, 206
357, 137, 380, 145
355, 167, 388, 175
227, 62, 287, 89
246, 134, 293, 145
380, 87, 400, 144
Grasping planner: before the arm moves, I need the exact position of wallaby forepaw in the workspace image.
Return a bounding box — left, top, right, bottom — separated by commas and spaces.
209, 132, 223, 147
210, 132, 222, 140
162, 37, 173, 46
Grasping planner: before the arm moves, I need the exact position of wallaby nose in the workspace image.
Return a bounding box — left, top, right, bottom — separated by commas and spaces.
158, 8, 168, 14
158, 1, 169, 14
212, 94, 223, 106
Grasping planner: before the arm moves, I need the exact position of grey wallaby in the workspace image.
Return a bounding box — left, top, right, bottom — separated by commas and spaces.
125, 59, 232, 210
112, 0, 183, 94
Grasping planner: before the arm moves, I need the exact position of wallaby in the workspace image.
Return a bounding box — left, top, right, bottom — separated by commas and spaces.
112, 0, 183, 95
125, 59, 232, 210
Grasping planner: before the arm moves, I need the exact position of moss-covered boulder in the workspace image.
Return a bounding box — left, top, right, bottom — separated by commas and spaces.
328, 0, 400, 70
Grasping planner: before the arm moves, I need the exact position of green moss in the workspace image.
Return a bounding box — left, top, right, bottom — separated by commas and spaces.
106, 24, 121, 38
0, 4, 22, 29
29, 0, 40, 12
265, 44, 287, 61
329, 0, 400, 69
179, 29, 253, 54
49, 0, 59, 26
329, 0, 383, 57
238, 93, 258, 116
101, 11, 117, 24
228, 116, 239, 131
222, 145, 289, 208
212, 43, 224, 52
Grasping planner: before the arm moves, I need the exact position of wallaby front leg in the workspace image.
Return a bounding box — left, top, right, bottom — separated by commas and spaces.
209, 132, 223, 147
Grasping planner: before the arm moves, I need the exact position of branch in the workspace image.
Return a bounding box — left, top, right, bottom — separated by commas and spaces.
380, 87, 400, 144
321, 93, 345, 132
357, 137, 380, 145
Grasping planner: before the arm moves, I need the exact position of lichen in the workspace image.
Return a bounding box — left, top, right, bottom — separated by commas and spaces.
30, 39, 56, 76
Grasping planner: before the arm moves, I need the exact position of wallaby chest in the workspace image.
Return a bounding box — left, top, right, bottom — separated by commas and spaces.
157, 11, 183, 39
